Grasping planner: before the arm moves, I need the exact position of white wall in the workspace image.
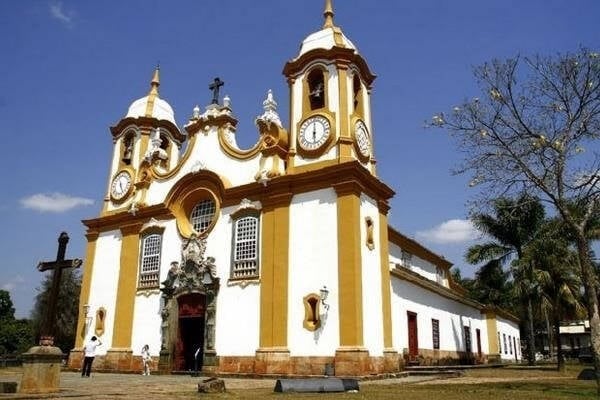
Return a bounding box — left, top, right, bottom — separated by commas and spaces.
360, 195, 384, 356
288, 189, 340, 356
497, 316, 521, 361
85, 230, 123, 354
390, 277, 488, 356
388, 241, 443, 285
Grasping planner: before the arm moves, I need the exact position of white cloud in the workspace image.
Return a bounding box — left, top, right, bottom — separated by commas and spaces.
20, 192, 94, 213
416, 219, 479, 244
2, 275, 25, 292
49, 2, 74, 26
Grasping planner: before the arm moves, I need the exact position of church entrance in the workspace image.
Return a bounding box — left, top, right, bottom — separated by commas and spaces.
175, 293, 205, 372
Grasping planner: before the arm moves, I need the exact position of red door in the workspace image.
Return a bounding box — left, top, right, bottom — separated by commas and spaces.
407, 312, 418, 360
175, 294, 205, 371
476, 328, 482, 358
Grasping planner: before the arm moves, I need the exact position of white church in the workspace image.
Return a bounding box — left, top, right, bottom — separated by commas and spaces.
69, 1, 521, 376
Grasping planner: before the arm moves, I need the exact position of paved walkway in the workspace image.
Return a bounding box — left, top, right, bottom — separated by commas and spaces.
0, 370, 435, 399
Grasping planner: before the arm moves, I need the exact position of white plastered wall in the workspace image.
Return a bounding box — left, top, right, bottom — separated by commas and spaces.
391, 278, 489, 355
85, 230, 123, 355
360, 195, 384, 356
497, 317, 522, 361
288, 188, 340, 356
210, 203, 261, 356
388, 241, 441, 284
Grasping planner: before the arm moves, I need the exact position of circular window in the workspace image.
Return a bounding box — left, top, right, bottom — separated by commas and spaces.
190, 199, 216, 234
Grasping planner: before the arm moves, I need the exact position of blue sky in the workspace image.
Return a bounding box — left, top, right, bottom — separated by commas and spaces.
1, 1, 598, 318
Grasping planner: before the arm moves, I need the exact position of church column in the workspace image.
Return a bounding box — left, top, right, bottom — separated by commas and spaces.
485, 311, 501, 362
256, 192, 292, 374
333, 181, 369, 376
336, 61, 354, 162
107, 224, 141, 370
378, 201, 400, 372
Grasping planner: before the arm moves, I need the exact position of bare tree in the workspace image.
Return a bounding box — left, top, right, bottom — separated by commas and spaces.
431, 48, 600, 387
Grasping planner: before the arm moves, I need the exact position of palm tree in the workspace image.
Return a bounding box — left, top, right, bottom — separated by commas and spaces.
466, 194, 545, 365
518, 220, 585, 371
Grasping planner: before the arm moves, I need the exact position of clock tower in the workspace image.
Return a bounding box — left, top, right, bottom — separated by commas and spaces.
284, 0, 377, 175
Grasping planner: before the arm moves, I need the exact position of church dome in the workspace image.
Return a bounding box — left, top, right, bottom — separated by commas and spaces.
298, 27, 356, 57
295, 0, 357, 58
124, 68, 177, 125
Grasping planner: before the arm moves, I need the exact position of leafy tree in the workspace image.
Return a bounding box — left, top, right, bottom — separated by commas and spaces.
466, 194, 545, 365
432, 48, 600, 387
30, 268, 82, 354
0, 290, 34, 355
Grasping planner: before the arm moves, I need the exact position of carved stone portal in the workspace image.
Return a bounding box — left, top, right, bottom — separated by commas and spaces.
159, 235, 219, 373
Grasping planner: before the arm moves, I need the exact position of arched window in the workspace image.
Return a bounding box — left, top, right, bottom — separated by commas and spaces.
231, 213, 260, 279
353, 74, 363, 115
307, 68, 325, 110
121, 132, 134, 165
139, 233, 162, 288
190, 199, 216, 234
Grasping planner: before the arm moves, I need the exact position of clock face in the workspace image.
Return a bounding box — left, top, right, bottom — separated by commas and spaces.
110, 170, 132, 201
298, 116, 331, 152
354, 120, 371, 158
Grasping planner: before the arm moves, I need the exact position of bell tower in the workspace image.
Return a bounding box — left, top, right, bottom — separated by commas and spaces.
284, 0, 377, 174
104, 68, 185, 212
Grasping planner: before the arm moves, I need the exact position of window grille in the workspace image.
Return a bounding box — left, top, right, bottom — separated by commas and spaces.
231, 215, 259, 279
432, 319, 440, 350
464, 326, 472, 353
190, 199, 216, 233
139, 233, 161, 288
401, 250, 412, 268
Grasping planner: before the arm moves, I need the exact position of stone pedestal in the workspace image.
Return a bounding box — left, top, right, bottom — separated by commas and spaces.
334, 347, 370, 377
254, 348, 291, 375
19, 345, 63, 394
383, 349, 401, 373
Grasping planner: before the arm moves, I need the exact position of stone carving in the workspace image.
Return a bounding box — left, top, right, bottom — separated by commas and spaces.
159, 235, 220, 370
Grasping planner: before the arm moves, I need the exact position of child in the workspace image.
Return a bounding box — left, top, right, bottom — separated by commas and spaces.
141, 344, 152, 376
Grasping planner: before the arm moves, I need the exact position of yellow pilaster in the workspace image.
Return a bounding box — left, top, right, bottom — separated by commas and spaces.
259, 193, 291, 349
74, 232, 99, 348
334, 182, 363, 347
336, 63, 353, 161
378, 203, 393, 349
111, 225, 141, 349
485, 312, 500, 356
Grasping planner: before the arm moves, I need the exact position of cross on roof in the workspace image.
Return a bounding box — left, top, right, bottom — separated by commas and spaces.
208, 77, 224, 105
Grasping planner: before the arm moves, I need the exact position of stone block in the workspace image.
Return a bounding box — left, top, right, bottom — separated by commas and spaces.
19, 345, 63, 394
0, 382, 17, 393
274, 378, 359, 393
198, 377, 226, 393
578, 368, 596, 380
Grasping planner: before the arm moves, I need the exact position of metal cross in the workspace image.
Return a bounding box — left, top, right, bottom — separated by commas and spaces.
208, 77, 224, 105
37, 232, 82, 346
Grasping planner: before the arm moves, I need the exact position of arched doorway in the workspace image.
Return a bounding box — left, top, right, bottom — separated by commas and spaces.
175, 293, 205, 372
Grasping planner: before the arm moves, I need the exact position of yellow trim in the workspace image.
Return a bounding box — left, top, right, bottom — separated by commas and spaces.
74, 233, 98, 348
144, 67, 160, 118
335, 183, 363, 347
259, 194, 291, 348
111, 225, 142, 348
218, 126, 264, 160
336, 64, 353, 161
378, 211, 393, 349
485, 312, 499, 355
323, 0, 334, 28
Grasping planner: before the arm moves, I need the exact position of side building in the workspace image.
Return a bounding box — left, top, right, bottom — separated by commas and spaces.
68, 1, 520, 376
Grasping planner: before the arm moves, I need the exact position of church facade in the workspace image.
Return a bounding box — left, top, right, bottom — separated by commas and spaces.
69, 1, 520, 376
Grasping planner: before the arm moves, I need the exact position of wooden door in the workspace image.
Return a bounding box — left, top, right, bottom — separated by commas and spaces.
407, 312, 418, 359
476, 328, 482, 358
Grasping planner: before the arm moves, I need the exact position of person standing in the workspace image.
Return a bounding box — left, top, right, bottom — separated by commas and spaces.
81, 336, 102, 377
141, 344, 152, 376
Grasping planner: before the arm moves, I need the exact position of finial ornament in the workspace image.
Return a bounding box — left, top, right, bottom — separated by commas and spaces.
323, 0, 334, 28
149, 66, 160, 96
